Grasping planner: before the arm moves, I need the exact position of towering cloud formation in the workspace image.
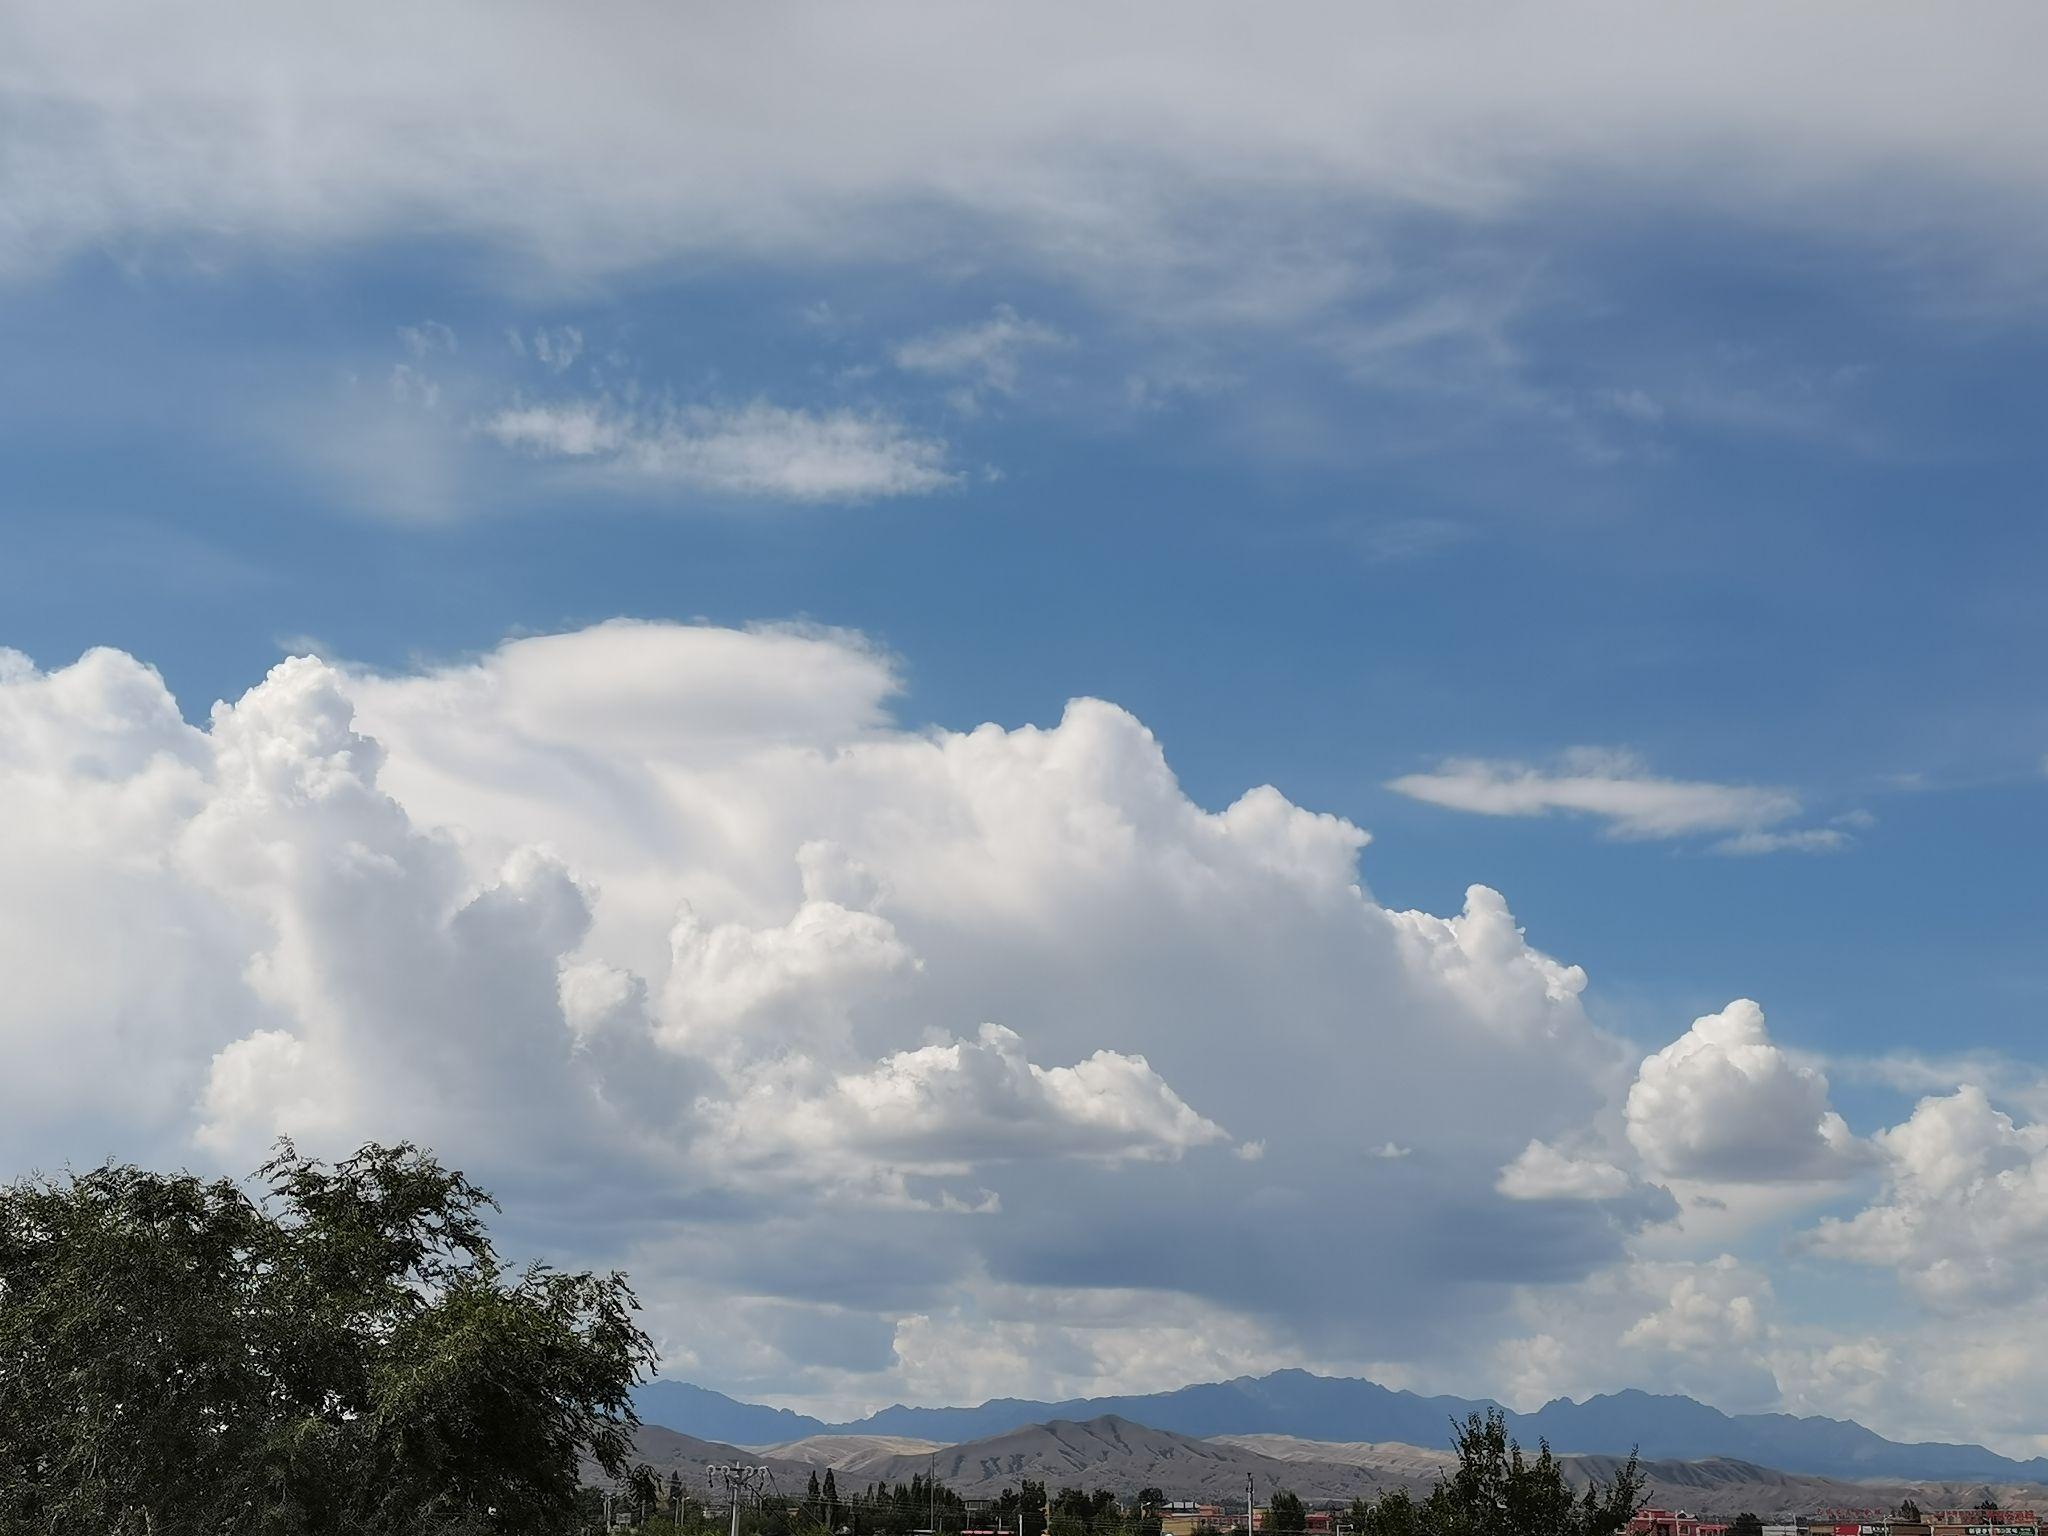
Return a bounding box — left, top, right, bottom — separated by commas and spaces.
0, 622, 1655, 1396
12, 620, 2048, 1443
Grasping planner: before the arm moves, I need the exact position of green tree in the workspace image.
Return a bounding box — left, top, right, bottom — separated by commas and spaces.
1005, 1481, 1048, 1536
1415, 1411, 1644, 1536
1048, 1488, 1094, 1536
1729, 1515, 1766, 1536
1351, 1490, 1422, 1536
0, 1140, 655, 1535
1050, 1489, 1121, 1533
1269, 1493, 1309, 1534
1893, 1506, 1924, 1527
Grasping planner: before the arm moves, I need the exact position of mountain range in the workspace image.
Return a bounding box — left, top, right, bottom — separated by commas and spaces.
616, 1415, 2048, 1517
630, 1370, 2048, 1485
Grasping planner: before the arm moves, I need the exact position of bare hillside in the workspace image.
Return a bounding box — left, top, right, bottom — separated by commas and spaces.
616, 1425, 824, 1493
780, 1417, 1406, 1501
1211, 1436, 1452, 1478
1221, 1435, 2048, 1517
759, 1435, 951, 1477
745, 1418, 2048, 1515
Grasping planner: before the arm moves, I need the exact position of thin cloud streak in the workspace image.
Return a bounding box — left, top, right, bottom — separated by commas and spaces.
1389, 747, 1836, 847
480, 399, 959, 504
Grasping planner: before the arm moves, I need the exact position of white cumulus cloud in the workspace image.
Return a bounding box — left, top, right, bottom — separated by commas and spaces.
1807, 1086, 2048, 1310
708, 1022, 1228, 1200
1498, 1139, 1637, 1202
1495, 1254, 1780, 1414
0, 620, 1670, 1408
9, 620, 2045, 1446
1626, 999, 1864, 1183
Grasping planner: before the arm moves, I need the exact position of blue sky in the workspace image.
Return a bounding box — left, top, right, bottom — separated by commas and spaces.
5, 1, 2048, 1450
11, 223, 2043, 1079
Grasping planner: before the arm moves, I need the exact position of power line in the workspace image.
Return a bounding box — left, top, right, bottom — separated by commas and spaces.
711, 1463, 773, 1536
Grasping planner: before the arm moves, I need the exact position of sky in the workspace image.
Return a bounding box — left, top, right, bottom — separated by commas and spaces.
4, 0, 2048, 1453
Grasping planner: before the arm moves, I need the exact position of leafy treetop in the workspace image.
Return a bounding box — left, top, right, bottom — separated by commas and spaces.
1348, 1410, 1645, 1536
0, 1140, 655, 1536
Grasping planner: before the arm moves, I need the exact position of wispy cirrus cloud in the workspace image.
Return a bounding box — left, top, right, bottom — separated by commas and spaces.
1388, 747, 1850, 853
479, 397, 959, 504
1711, 826, 1850, 856
339, 320, 963, 514
894, 305, 1071, 410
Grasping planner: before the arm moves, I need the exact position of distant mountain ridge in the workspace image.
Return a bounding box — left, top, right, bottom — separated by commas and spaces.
631, 1370, 2048, 1485
618, 1414, 2048, 1516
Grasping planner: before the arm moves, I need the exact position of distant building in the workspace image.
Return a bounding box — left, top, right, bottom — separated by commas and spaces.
1630, 1510, 2040, 1536
1814, 1511, 2038, 1536
1159, 1504, 1337, 1536
1628, 1509, 1729, 1536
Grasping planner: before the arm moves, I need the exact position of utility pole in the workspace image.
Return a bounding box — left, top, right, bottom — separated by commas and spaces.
711, 1464, 770, 1536
1246, 1474, 1255, 1536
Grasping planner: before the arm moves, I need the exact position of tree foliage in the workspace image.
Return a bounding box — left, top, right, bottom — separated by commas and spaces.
1348, 1411, 1645, 1536
842, 1474, 971, 1536
1349, 1488, 1421, 1536
1729, 1514, 1766, 1536
696, 1481, 1188, 1536
0, 1141, 654, 1535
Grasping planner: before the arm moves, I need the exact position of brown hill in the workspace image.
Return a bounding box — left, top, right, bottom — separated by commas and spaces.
787, 1417, 1393, 1501
758, 1435, 951, 1477
1567, 1451, 2048, 1519
614, 1424, 825, 1494
1220, 1434, 2048, 1517
1210, 1436, 1451, 1479
722, 1417, 2048, 1516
